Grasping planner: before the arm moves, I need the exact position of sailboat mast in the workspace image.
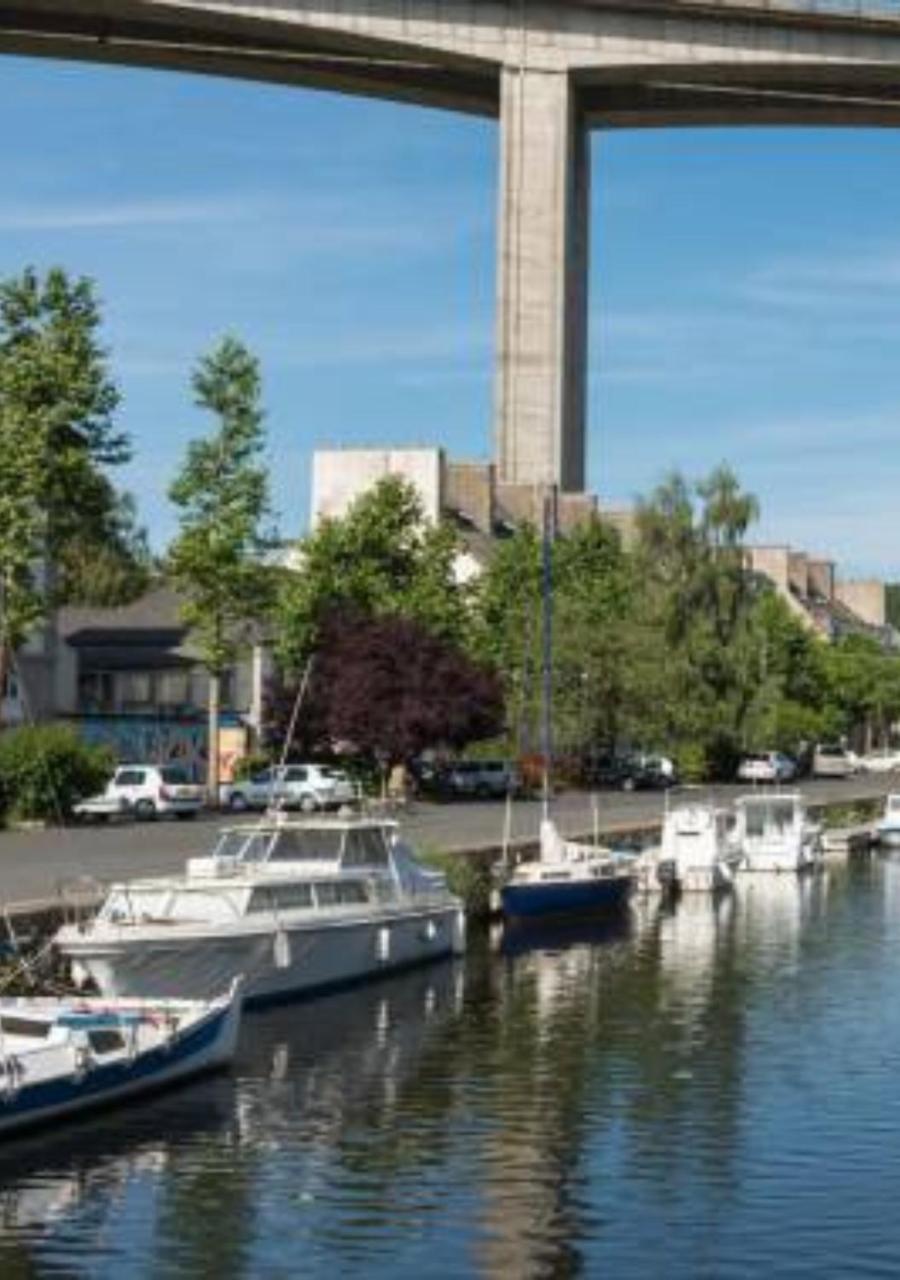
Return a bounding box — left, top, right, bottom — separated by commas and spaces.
541, 485, 556, 823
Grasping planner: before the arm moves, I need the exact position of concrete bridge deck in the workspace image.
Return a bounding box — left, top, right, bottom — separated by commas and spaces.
5, 0, 900, 495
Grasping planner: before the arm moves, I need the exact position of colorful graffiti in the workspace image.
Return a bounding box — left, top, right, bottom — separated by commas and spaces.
72, 715, 246, 783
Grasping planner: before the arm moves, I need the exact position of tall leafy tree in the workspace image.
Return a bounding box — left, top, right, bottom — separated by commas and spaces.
168, 337, 273, 800
276, 475, 466, 672
0, 267, 144, 721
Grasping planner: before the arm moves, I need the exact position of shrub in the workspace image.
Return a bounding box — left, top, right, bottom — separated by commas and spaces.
232, 751, 271, 782
0, 725, 113, 824
674, 741, 707, 784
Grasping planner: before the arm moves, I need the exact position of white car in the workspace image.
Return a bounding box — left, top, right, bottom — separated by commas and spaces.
220, 763, 357, 813
75, 765, 204, 821
736, 752, 797, 784
812, 745, 860, 779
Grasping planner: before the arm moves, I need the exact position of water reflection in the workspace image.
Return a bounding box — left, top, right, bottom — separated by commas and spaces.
1, 869, 900, 1278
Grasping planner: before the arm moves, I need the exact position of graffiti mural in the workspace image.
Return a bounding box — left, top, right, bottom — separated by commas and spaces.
72, 715, 247, 783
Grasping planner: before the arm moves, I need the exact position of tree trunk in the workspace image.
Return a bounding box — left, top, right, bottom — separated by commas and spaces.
207, 671, 221, 808
0, 641, 10, 732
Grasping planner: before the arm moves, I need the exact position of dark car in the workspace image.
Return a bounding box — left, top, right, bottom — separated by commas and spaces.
584, 752, 675, 792
415, 759, 523, 800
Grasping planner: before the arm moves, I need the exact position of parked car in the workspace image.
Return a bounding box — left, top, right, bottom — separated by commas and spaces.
736, 752, 798, 784
434, 759, 522, 800
220, 763, 357, 813
812, 744, 860, 779
584, 752, 676, 792
857, 749, 900, 774
74, 764, 204, 821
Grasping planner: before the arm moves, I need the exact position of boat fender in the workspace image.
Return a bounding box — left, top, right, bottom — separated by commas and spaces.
72, 1044, 93, 1082
273, 929, 292, 970
1, 1055, 23, 1100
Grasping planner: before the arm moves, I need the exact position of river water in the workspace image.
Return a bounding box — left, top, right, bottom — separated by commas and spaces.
3, 858, 900, 1277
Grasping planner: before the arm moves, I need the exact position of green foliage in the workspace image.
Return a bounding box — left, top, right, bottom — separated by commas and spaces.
472, 516, 633, 757
232, 751, 271, 781
418, 846, 495, 917
0, 725, 112, 824
276, 476, 466, 672
168, 336, 274, 676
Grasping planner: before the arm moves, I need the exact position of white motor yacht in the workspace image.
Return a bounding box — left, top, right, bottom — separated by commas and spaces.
644, 796, 742, 893
875, 793, 900, 847
732, 793, 822, 873
55, 814, 466, 1005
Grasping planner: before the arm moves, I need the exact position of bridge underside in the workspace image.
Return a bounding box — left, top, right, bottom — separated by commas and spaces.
6, 0, 900, 490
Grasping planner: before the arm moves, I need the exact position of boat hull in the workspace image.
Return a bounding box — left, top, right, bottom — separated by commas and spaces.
0, 998, 239, 1138
61, 905, 466, 1006
500, 876, 631, 920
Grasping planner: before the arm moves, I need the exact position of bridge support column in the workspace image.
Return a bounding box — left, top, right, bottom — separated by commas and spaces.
495, 66, 590, 491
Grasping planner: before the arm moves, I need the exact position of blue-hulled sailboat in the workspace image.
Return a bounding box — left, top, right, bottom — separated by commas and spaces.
499, 487, 636, 923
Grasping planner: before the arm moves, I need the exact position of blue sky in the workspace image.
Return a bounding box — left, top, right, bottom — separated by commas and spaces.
3, 54, 900, 575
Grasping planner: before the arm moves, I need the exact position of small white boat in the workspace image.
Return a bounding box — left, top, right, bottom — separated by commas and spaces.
0, 984, 240, 1138
55, 814, 465, 1004
875, 794, 900, 847
500, 819, 636, 920
733, 793, 822, 873
645, 796, 742, 893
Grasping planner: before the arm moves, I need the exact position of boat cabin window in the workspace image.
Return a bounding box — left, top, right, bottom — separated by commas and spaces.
214, 830, 272, 863
744, 800, 796, 837
88, 1029, 125, 1054
248, 884, 314, 913
269, 829, 344, 861
0, 1016, 51, 1040
342, 828, 389, 867
314, 880, 369, 907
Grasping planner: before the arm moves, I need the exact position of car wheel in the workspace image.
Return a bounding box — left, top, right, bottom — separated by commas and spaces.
300, 794, 317, 814
175, 810, 197, 821
474, 783, 491, 800
134, 798, 156, 820
229, 792, 249, 813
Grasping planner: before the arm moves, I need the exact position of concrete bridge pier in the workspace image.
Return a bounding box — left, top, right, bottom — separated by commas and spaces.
495, 66, 590, 493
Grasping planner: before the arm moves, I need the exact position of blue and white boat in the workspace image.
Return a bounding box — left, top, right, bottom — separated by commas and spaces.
499, 487, 635, 923
500, 820, 634, 920
0, 984, 241, 1137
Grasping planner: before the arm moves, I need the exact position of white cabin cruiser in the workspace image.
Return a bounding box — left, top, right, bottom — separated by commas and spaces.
733, 793, 822, 873
875, 794, 900, 847
55, 815, 466, 1005
644, 796, 742, 894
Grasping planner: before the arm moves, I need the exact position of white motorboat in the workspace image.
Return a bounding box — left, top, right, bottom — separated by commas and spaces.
0, 985, 240, 1138
875, 793, 900, 847
644, 795, 742, 893
732, 793, 822, 873
55, 814, 466, 1005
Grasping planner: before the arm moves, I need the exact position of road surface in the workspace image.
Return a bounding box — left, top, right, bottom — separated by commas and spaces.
0, 774, 893, 908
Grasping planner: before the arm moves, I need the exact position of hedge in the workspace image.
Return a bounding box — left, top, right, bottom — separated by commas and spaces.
0, 725, 113, 825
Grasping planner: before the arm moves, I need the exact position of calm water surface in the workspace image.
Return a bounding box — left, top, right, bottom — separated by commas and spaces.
4, 859, 900, 1277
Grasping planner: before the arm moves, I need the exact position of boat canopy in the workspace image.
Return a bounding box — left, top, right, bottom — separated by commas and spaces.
210, 822, 392, 868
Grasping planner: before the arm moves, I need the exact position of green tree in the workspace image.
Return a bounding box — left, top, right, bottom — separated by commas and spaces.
632, 466, 763, 776
168, 337, 274, 802
0, 267, 148, 720
276, 475, 467, 672
472, 516, 634, 759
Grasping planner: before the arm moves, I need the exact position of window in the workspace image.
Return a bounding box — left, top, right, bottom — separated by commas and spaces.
314, 880, 368, 907
116, 770, 146, 787
248, 884, 314, 913
0, 1017, 50, 1039
283, 767, 308, 783
269, 829, 344, 861
213, 831, 271, 862
160, 766, 191, 785
342, 828, 389, 867
88, 1029, 125, 1054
